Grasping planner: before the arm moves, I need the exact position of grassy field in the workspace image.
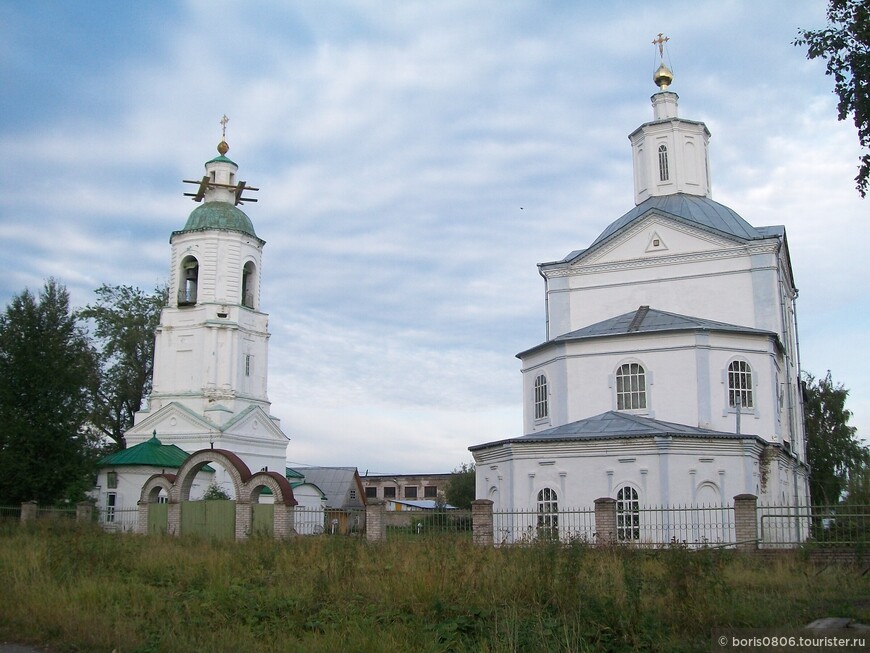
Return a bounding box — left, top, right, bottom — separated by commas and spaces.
0, 522, 867, 652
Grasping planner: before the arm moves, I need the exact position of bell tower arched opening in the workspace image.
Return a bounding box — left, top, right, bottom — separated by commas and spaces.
179, 255, 199, 306
241, 260, 257, 308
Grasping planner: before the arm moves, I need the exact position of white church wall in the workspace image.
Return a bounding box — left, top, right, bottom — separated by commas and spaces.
475, 438, 762, 511
520, 329, 782, 440
95, 466, 214, 513
543, 233, 787, 343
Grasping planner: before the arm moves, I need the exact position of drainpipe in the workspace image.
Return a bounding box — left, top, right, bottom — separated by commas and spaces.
538, 265, 549, 341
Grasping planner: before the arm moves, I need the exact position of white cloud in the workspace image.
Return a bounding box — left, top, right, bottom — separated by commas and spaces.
2, 0, 867, 468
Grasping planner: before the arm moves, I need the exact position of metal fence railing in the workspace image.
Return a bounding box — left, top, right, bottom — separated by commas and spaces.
0, 505, 21, 522
634, 504, 736, 548
494, 508, 596, 545
293, 506, 327, 535
386, 509, 472, 539
36, 506, 76, 520
99, 507, 139, 532
759, 504, 869, 548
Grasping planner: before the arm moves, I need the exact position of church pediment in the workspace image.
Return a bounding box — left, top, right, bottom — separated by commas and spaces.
124, 402, 219, 445
221, 405, 290, 443
125, 402, 289, 451
572, 213, 749, 268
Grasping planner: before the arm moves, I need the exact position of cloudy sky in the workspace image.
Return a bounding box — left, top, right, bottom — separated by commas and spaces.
2, 1, 866, 474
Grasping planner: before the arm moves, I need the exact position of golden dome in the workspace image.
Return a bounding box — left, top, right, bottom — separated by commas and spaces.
217, 140, 229, 156
654, 62, 674, 91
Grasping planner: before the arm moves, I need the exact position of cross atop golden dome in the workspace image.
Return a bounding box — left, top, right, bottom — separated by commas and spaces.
652, 33, 674, 91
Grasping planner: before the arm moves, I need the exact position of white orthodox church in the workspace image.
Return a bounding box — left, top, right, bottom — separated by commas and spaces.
96, 134, 292, 511
470, 53, 811, 522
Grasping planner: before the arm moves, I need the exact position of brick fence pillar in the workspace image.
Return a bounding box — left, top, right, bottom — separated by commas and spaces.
235, 501, 252, 540
273, 504, 296, 539
137, 500, 149, 534
734, 493, 758, 552
366, 501, 386, 543
76, 502, 93, 523
20, 501, 37, 522
471, 499, 494, 547
594, 497, 617, 546
167, 501, 181, 536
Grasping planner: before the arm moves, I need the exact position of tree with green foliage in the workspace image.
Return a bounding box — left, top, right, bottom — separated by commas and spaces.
201, 482, 232, 501
795, 0, 870, 197
0, 279, 101, 504
445, 462, 476, 509
80, 284, 165, 448
803, 371, 869, 505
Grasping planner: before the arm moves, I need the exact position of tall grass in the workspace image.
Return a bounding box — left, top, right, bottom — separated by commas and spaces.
0, 522, 867, 652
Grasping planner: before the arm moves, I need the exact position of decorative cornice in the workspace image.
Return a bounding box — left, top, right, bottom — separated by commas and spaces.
544, 243, 778, 279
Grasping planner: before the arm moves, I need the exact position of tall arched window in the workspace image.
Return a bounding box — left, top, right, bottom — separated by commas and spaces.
616, 486, 640, 541
658, 144, 669, 182
241, 261, 256, 308
534, 374, 548, 420
616, 363, 646, 410
537, 488, 558, 538
728, 360, 753, 409
179, 256, 199, 306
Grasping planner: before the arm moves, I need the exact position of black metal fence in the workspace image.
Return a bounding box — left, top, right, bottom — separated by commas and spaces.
386, 509, 472, 539
758, 503, 870, 548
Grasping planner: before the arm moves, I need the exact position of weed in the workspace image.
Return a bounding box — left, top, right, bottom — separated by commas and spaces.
0, 523, 867, 652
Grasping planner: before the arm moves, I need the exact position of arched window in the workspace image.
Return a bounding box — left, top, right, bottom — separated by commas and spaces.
537, 488, 558, 537
658, 144, 669, 182
241, 261, 256, 308
728, 360, 753, 409
616, 363, 646, 411
179, 256, 199, 306
534, 374, 548, 420
616, 486, 640, 541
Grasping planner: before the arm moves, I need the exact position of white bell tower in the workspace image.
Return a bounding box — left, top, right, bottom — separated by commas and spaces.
629, 34, 712, 204
149, 121, 269, 418
127, 117, 289, 475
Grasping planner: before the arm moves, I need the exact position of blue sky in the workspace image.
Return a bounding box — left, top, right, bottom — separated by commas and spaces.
1, 1, 866, 474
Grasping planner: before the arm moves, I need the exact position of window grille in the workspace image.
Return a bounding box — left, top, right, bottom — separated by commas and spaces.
537, 488, 558, 535
616, 363, 647, 410
616, 487, 640, 540
534, 374, 549, 420
728, 360, 753, 408
658, 144, 669, 181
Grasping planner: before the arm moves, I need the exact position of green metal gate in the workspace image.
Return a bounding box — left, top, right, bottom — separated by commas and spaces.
181, 500, 236, 539
252, 504, 274, 536
148, 503, 168, 534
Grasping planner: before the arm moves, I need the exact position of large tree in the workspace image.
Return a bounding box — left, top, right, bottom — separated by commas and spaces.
0, 280, 101, 504
80, 284, 165, 448
803, 371, 869, 505
445, 462, 476, 510
795, 0, 870, 197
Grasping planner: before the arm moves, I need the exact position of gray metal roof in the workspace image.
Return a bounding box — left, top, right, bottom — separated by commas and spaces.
290, 467, 365, 509
546, 194, 777, 267
593, 194, 761, 244
518, 306, 778, 358
470, 411, 759, 451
